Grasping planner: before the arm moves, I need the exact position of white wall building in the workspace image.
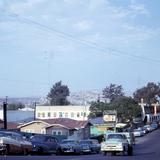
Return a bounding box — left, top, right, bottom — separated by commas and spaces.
0, 110, 3, 120
36, 105, 90, 121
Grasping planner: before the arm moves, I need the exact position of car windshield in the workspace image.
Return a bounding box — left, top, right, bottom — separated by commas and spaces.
80, 141, 91, 144
107, 134, 124, 140
31, 136, 45, 142
61, 140, 77, 144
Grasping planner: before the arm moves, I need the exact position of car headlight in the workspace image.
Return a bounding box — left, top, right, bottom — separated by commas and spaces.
117, 143, 123, 147
0, 139, 4, 144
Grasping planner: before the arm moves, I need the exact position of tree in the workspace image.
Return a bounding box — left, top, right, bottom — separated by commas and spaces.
102, 84, 124, 103
110, 97, 141, 123
47, 81, 70, 105
89, 102, 111, 118
133, 82, 160, 104
89, 97, 141, 123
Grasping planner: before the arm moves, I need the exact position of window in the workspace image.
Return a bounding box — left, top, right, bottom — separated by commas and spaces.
53, 112, 57, 117
25, 129, 34, 133
52, 131, 57, 135
71, 112, 74, 118
59, 112, 63, 118
52, 130, 62, 135
65, 112, 68, 118
42, 112, 45, 118
58, 131, 62, 135
37, 113, 41, 117
77, 112, 80, 117
48, 112, 51, 117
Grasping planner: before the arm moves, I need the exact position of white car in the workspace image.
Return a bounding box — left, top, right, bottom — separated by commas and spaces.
101, 133, 132, 156
133, 128, 144, 137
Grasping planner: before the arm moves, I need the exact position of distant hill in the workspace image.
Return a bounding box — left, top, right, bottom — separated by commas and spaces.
0, 90, 106, 106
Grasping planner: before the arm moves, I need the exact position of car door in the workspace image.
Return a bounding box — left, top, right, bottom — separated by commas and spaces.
45, 137, 58, 153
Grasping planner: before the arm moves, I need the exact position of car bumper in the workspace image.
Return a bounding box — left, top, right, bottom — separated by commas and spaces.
101, 146, 123, 152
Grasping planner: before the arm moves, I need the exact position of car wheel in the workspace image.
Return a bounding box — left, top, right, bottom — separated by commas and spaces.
128, 147, 133, 156
111, 152, 116, 156
56, 149, 62, 156
103, 151, 107, 156
23, 149, 29, 155
38, 147, 44, 154
4, 145, 10, 155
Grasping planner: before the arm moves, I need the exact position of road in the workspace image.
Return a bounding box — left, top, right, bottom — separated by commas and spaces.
0, 129, 160, 160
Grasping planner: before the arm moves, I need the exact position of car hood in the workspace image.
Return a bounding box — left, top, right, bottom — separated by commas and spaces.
103, 139, 123, 144
60, 144, 76, 148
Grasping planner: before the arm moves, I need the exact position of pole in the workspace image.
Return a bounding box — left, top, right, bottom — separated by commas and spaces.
3, 102, 7, 130
34, 102, 36, 120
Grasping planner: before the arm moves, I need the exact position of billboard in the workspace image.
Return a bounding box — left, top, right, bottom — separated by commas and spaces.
103, 110, 117, 123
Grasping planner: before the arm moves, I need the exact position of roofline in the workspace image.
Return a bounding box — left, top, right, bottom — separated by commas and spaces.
44, 124, 72, 130
18, 120, 49, 128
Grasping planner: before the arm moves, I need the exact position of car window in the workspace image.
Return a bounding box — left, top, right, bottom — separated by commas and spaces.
49, 137, 57, 143
80, 141, 91, 144
61, 140, 77, 144
107, 134, 123, 140
31, 136, 44, 142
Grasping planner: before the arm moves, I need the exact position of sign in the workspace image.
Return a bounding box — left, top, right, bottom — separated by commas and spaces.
103, 110, 117, 123
103, 114, 116, 122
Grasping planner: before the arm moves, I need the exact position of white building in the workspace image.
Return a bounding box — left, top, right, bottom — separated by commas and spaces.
0, 110, 3, 120
36, 105, 90, 121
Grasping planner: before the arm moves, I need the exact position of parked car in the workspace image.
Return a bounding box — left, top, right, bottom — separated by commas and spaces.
30, 135, 61, 155
60, 139, 82, 154
79, 139, 100, 154
133, 128, 144, 137
101, 133, 131, 156
150, 122, 158, 130
143, 125, 152, 133
0, 131, 32, 155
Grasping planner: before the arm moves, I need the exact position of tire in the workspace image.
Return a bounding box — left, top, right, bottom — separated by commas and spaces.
4, 145, 10, 155
38, 147, 44, 154
111, 152, 116, 156
128, 147, 133, 156
103, 151, 107, 156
23, 149, 29, 155
56, 149, 61, 156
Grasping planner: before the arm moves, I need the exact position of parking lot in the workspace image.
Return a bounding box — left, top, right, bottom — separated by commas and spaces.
0, 129, 160, 160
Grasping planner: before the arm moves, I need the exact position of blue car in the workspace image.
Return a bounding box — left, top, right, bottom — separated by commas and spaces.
30, 135, 61, 155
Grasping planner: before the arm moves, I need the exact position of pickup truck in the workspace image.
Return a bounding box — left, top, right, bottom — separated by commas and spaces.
101, 132, 132, 156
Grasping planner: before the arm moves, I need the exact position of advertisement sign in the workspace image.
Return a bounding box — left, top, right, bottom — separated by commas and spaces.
103, 110, 117, 123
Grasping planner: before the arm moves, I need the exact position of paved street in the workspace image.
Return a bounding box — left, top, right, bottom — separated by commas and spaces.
0, 129, 160, 160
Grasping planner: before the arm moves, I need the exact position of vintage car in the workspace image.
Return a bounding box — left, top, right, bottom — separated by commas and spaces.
30, 135, 61, 155
60, 139, 82, 154
133, 128, 145, 137
0, 131, 32, 155
79, 139, 100, 154
101, 133, 132, 156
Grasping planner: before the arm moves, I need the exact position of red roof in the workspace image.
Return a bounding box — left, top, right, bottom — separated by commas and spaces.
0, 121, 19, 130
37, 118, 90, 129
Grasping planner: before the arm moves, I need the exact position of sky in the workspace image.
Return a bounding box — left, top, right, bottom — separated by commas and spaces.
0, 0, 160, 97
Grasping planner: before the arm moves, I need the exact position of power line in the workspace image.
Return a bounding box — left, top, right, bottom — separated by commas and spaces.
1, 8, 160, 64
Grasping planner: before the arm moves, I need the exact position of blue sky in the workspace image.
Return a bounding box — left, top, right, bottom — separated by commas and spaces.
0, 0, 160, 97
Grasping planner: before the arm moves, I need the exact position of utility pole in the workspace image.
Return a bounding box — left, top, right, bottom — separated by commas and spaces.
34, 101, 36, 120
3, 96, 8, 130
